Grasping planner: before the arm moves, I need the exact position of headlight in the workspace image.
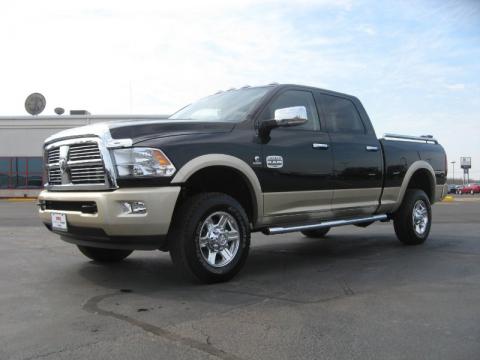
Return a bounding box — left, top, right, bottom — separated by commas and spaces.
113, 148, 176, 177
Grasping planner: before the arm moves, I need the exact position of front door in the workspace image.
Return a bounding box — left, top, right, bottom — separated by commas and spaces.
257, 89, 334, 222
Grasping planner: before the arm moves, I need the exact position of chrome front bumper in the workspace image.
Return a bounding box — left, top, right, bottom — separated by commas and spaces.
38, 187, 181, 237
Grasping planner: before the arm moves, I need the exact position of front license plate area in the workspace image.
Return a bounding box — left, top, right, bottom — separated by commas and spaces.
51, 213, 68, 232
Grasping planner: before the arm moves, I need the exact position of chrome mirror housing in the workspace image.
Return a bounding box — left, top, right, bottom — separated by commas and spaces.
274, 106, 308, 127
258, 106, 308, 142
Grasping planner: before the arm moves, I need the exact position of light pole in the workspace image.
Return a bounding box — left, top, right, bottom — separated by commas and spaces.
451, 161, 456, 185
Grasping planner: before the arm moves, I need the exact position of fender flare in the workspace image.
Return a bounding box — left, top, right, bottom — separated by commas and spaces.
171, 154, 263, 223
392, 160, 436, 212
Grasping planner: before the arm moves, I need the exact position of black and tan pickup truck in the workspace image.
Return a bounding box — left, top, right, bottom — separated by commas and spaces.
38, 84, 447, 283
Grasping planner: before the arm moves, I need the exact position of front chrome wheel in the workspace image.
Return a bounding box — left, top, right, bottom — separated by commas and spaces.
412, 200, 429, 236
198, 211, 240, 268
169, 193, 250, 283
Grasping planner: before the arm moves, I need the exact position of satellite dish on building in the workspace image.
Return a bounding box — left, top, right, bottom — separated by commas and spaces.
25, 93, 46, 115
54, 107, 65, 115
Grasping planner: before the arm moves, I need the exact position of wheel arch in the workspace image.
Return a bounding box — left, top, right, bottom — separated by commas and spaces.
171, 154, 263, 226
393, 160, 436, 212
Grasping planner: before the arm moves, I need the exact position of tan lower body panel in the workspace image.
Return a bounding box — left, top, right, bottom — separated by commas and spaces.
263, 190, 333, 217
377, 186, 401, 214
38, 187, 181, 236
262, 188, 382, 226
331, 187, 382, 218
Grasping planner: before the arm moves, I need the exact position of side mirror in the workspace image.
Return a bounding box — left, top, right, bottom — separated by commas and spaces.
258, 106, 308, 141
274, 106, 308, 126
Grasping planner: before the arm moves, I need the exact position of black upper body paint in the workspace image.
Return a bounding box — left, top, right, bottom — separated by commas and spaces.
107, 84, 447, 192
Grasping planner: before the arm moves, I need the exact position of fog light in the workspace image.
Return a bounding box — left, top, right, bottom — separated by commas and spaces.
37, 200, 46, 211
121, 201, 147, 214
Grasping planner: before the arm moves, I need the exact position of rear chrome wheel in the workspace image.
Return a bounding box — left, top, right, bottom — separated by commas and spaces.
394, 189, 432, 245
412, 200, 429, 237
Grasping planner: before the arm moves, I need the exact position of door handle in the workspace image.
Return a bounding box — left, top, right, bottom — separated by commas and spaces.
366, 145, 379, 152
313, 143, 329, 150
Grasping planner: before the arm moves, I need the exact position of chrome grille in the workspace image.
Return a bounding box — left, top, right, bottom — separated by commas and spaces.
46, 140, 107, 188
68, 143, 102, 162
70, 164, 105, 184
48, 148, 60, 164
48, 167, 62, 185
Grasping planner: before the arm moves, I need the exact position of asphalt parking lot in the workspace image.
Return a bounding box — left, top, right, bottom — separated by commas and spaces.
0, 196, 479, 360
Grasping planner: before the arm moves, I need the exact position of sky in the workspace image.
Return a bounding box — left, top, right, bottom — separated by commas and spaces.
1, 0, 479, 178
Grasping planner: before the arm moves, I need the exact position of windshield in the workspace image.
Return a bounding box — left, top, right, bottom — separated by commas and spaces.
169, 87, 271, 122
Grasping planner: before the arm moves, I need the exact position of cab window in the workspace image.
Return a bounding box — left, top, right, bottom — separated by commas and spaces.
260, 90, 320, 131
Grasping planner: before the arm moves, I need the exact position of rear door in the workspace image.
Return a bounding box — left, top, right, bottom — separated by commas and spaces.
315, 92, 383, 217
258, 89, 334, 221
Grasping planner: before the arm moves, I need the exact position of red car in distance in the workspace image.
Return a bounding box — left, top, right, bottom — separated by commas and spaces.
458, 183, 480, 195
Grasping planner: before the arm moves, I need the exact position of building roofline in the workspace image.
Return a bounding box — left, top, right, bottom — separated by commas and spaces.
0, 114, 170, 121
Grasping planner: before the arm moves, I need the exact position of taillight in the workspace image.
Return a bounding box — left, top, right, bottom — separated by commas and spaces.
445, 154, 448, 178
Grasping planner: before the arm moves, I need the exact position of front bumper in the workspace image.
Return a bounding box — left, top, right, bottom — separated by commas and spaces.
38, 187, 181, 249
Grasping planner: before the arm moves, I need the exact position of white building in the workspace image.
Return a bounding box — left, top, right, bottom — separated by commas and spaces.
0, 115, 167, 198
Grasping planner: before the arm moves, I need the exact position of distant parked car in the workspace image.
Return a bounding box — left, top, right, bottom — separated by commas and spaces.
458, 184, 480, 195
447, 184, 460, 194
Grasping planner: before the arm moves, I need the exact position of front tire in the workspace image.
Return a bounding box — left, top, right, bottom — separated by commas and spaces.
77, 246, 133, 262
169, 192, 250, 283
301, 227, 330, 238
393, 189, 432, 245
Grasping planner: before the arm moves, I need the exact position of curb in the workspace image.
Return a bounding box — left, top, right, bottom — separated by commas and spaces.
1, 198, 37, 202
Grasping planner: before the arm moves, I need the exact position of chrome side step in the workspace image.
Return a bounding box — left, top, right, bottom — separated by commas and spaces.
264, 214, 388, 235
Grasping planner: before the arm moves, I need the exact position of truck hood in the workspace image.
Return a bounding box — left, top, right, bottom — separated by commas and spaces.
45, 119, 236, 145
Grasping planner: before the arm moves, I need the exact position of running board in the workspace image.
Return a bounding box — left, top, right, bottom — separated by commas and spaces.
264, 214, 388, 235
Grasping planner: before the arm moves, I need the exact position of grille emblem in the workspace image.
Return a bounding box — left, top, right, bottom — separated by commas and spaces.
58, 145, 70, 183
59, 157, 68, 174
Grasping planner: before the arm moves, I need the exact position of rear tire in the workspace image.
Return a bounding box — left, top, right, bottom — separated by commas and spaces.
301, 227, 330, 238
393, 189, 431, 245
169, 192, 250, 284
77, 246, 133, 262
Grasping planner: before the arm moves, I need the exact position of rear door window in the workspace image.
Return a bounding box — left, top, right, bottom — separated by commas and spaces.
317, 94, 365, 134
